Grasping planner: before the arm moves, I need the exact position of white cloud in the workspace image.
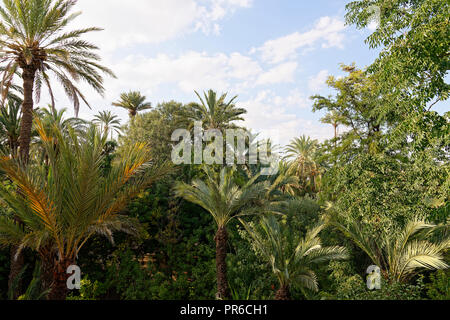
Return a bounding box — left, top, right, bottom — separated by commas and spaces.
239, 91, 333, 146
227, 53, 263, 79
273, 89, 311, 109
73, 0, 252, 51
100, 50, 301, 98
308, 70, 329, 92
37, 48, 304, 122
35, 5, 343, 143
254, 16, 346, 64
102, 51, 265, 95
256, 62, 298, 85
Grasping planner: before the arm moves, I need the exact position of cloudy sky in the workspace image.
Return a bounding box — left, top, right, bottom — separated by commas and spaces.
41, 0, 385, 145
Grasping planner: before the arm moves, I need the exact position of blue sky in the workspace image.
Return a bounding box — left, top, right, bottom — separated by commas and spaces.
41, 0, 433, 145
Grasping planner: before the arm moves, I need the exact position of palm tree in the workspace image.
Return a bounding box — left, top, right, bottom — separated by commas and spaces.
0, 0, 115, 163
320, 111, 347, 148
284, 136, 321, 194
266, 161, 300, 197
174, 166, 270, 299
93, 111, 121, 139
240, 216, 348, 300
187, 89, 247, 130
37, 106, 87, 133
0, 0, 115, 298
0, 99, 21, 156
329, 213, 450, 282
32, 106, 87, 164
0, 119, 170, 300
112, 91, 152, 118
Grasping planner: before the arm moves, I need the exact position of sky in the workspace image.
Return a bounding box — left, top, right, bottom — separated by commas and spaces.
39, 0, 390, 145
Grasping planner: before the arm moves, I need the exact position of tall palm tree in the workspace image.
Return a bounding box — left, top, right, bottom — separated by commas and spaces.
320, 111, 347, 148
174, 166, 270, 299
112, 91, 152, 118
187, 89, 247, 130
0, 119, 170, 300
240, 216, 348, 300
329, 213, 450, 282
93, 110, 121, 139
0, 0, 115, 299
284, 136, 321, 194
0, 0, 115, 163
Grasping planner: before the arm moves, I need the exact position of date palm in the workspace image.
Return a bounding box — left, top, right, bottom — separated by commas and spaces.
284, 136, 321, 195
0, 119, 170, 299
93, 110, 121, 139
240, 216, 348, 300
187, 89, 247, 130
320, 110, 347, 148
174, 166, 270, 299
37, 106, 86, 132
112, 91, 152, 118
0, 0, 115, 163
32, 106, 87, 163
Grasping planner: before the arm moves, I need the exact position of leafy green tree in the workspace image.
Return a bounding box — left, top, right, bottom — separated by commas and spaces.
112, 91, 152, 119
119, 101, 188, 164
174, 166, 270, 299
321, 150, 448, 233
0, 119, 169, 299
240, 215, 348, 300
312, 64, 389, 162
345, 0, 449, 149
187, 89, 247, 130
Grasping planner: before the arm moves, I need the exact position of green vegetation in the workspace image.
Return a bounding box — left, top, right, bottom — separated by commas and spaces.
0, 0, 448, 300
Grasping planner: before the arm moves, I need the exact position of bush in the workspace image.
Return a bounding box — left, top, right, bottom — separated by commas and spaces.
426, 270, 449, 300
321, 261, 426, 300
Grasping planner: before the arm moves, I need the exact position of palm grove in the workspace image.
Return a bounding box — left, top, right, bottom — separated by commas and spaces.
0, 0, 448, 301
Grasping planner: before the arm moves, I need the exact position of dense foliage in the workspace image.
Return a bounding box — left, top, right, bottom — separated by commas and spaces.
0, 0, 448, 300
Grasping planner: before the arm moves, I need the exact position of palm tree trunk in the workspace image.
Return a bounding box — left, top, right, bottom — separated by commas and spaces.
48, 259, 73, 301
40, 247, 57, 295
8, 67, 36, 298
19, 67, 36, 164
215, 226, 229, 299
8, 137, 18, 158
275, 285, 291, 300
